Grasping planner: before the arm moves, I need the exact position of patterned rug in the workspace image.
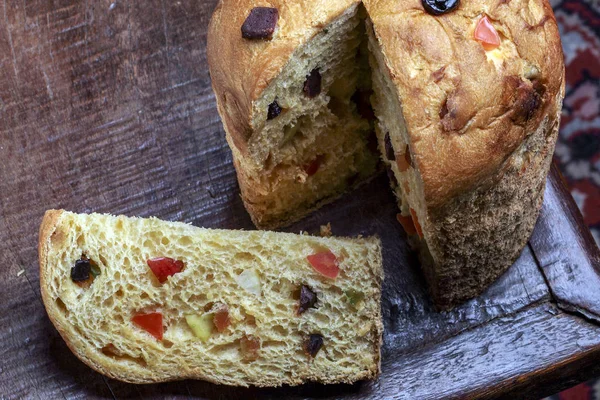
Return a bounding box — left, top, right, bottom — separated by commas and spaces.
544, 0, 600, 398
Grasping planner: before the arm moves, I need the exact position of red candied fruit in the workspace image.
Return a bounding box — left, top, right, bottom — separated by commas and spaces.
147, 257, 184, 284
307, 250, 340, 279
303, 155, 325, 176
132, 312, 163, 341
397, 214, 417, 236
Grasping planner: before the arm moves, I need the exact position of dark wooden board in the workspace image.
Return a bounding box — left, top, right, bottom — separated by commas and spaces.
1, 1, 600, 399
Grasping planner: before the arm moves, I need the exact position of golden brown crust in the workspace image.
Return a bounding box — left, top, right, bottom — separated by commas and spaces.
364, 0, 564, 207
207, 0, 361, 156
39, 209, 63, 310
209, 0, 564, 231
425, 97, 562, 309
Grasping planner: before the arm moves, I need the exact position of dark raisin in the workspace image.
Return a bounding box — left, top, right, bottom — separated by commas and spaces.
267, 100, 282, 120
303, 69, 322, 98
386, 166, 398, 188
384, 133, 395, 161
304, 333, 324, 358
298, 285, 318, 315
71, 258, 91, 282
422, 0, 460, 15
241, 7, 279, 40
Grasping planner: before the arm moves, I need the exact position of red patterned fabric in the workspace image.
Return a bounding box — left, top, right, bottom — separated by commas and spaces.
544, 0, 600, 398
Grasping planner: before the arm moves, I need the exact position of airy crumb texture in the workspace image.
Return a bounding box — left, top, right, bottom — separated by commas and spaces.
211, 3, 379, 229
39, 210, 383, 386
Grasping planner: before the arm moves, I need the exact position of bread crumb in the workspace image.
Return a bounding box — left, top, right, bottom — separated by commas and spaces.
17, 269, 25, 277
295, 172, 308, 184
320, 223, 332, 237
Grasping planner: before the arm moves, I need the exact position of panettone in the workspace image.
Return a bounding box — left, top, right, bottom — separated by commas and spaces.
208, 0, 564, 308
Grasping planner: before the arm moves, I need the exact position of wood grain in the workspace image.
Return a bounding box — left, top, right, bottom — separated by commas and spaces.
1, 1, 599, 399
530, 164, 600, 322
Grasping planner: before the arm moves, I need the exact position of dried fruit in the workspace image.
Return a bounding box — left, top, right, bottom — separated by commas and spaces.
147, 257, 184, 284
307, 250, 340, 279
71, 258, 91, 282
298, 285, 318, 315
345, 289, 365, 306
303, 155, 324, 176
236, 269, 262, 296
410, 208, 424, 238
384, 133, 395, 161
90, 262, 101, 278
303, 69, 322, 98
267, 100, 282, 120
474, 15, 501, 51
212, 303, 231, 333
422, 0, 460, 15
241, 7, 279, 40
397, 214, 417, 236
304, 333, 324, 358
396, 145, 413, 172
240, 334, 261, 360
132, 312, 163, 341
185, 313, 213, 342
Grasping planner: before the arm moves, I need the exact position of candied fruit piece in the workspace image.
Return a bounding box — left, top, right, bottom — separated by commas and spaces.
474, 15, 501, 51
304, 333, 324, 358
241, 7, 278, 40
298, 285, 318, 315
307, 250, 340, 279
147, 257, 184, 284
132, 312, 163, 341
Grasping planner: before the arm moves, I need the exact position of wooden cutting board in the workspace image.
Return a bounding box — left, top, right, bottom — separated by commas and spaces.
1, 1, 600, 399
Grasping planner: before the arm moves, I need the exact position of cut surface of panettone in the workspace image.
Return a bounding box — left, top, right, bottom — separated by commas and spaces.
39, 210, 383, 386
210, 1, 380, 229
208, 0, 564, 307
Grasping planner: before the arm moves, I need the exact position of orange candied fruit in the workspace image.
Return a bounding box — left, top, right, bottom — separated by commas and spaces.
410, 208, 424, 238
474, 15, 501, 51
397, 214, 417, 236
212, 303, 231, 333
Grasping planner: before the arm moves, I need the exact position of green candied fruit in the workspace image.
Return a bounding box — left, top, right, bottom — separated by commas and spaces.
90, 262, 101, 278
185, 314, 214, 342
345, 289, 365, 306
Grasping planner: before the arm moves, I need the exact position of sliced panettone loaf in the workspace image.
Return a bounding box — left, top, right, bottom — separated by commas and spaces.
208, 1, 380, 230
208, 0, 564, 308
39, 210, 383, 386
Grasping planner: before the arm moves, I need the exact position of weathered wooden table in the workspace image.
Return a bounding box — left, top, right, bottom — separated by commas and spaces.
1, 1, 600, 399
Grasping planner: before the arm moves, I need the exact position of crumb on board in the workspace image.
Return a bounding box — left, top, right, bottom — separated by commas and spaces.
17, 269, 25, 277
320, 223, 332, 237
